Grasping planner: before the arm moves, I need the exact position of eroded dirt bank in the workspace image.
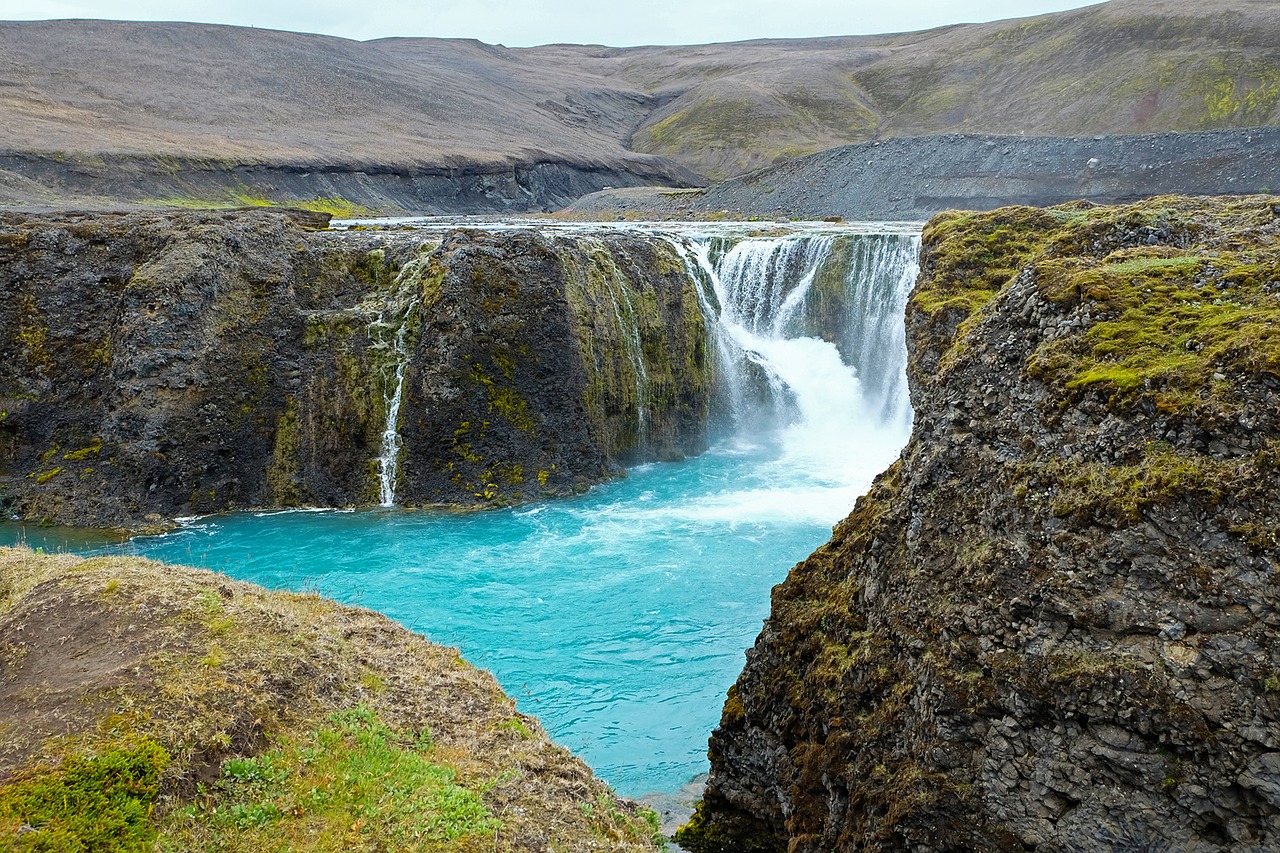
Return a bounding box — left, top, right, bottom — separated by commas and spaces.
0, 546, 662, 849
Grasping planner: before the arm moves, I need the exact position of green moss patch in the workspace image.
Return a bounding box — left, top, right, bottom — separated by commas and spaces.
911, 205, 1067, 367
160, 706, 498, 851
917, 195, 1280, 413
1021, 442, 1270, 525
0, 741, 169, 852
1028, 243, 1280, 412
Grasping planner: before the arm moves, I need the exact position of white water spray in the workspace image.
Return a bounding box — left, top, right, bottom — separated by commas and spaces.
668, 227, 920, 522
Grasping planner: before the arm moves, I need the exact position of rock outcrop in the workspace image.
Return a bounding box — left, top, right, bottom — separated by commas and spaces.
0, 210, 711, 529
0, 545, 663, 850
677, 195, 1280, 851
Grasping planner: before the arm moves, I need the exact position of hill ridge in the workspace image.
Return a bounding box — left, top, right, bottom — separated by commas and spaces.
0, 1, 1276, 210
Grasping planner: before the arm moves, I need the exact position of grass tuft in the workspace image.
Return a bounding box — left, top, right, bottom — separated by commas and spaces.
160, 705, 499, 851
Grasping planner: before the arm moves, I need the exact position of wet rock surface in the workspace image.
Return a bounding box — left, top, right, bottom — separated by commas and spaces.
0, 209, 711, 529
678, 195, 1280, 851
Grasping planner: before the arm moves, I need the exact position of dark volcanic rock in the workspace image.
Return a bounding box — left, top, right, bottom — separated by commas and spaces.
0, 210, 711, 529
399, 228, 711, 503
678, 195, 1280, 851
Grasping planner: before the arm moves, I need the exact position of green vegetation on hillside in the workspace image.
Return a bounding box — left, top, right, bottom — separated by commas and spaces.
0, 548, 661, 852
142, 193, 377, 218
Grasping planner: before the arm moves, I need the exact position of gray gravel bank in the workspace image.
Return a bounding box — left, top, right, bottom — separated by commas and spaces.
567, 128, 1280, 220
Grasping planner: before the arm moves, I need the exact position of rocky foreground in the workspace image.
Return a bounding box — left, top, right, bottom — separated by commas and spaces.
677, 195, 1280, 851
0, 209, 710, 530
0, 546, 661, 850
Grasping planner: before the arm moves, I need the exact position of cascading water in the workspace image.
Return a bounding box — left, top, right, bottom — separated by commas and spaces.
374, 322, 409, 507
10, 221, 924, 798
673, 229, 920, 486
367, 257, 427, 507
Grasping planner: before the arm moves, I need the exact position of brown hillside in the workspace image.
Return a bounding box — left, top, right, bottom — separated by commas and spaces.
0, 0, 1275, 198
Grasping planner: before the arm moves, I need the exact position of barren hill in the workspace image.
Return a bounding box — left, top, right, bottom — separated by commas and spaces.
0, 0, 1276, 211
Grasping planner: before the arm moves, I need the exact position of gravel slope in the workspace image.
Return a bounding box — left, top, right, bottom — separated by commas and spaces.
567, 128, 1280, 221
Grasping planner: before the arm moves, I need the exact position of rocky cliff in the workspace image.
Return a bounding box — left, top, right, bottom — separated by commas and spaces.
0, 210, 711, 530
677, 195, 1280, 851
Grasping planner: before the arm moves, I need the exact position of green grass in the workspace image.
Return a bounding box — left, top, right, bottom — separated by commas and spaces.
140, 194, 377, 218
288, 197, 378, 219
159, 706, 498, 852
0, 741, 170, 852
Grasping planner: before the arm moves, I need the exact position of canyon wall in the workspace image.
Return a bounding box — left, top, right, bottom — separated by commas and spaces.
678, 195, 1280, 852
0, 210, 711, 529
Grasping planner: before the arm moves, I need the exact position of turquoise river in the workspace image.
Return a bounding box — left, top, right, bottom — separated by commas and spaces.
2, 221, 922, 798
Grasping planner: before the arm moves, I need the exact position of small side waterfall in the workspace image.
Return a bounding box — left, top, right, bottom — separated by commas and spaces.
374, 321, 410, 507
366, 255, 428, 507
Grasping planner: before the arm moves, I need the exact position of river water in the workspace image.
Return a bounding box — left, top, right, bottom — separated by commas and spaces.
1, 220, 921, 798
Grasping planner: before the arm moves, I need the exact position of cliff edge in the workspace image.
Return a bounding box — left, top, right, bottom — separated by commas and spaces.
678, 195, 1280, 851
0, 210, 710, 529
0, 546, 661, 850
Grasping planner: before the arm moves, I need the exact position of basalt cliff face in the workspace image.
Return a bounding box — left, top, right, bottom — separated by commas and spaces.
678, 195, 1280, 851
0, 210, 710, 529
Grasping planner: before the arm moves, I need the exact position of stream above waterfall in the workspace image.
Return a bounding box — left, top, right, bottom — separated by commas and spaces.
2, 220, 921, 798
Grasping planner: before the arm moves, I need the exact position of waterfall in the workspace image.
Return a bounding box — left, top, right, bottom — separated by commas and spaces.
374, 321, 409, 507
367, 256, 427, 507
669, 228, 920, 461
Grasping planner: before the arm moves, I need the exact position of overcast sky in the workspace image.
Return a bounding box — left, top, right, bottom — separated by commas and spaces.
0, 1, 1107, 46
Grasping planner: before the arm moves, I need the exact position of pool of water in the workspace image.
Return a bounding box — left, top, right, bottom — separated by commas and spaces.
2, 422, 900, 796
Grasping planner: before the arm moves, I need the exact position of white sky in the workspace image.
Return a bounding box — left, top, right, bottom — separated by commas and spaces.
0, 0, 1108, 46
